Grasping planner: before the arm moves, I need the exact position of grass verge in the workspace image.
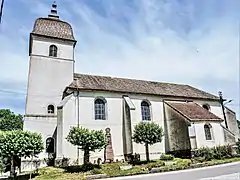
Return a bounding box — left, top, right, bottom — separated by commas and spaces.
32, 157, 240, 180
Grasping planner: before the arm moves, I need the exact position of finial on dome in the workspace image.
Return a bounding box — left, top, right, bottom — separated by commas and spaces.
48, 1, 59, 19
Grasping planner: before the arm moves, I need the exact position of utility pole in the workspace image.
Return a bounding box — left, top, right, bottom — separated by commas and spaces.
219, 91, 228, 129
0, 0, 5, 24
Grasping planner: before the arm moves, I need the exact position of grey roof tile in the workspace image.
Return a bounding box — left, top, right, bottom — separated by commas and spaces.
31, 17, 75, 41
166, 102, 223, 121
67, 73, 219, 100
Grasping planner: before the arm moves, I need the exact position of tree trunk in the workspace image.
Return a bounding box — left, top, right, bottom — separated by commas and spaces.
84, 150, 90, 164
18, 158, 21, 174
10, 156, 16, 179
145, 143, 150, 162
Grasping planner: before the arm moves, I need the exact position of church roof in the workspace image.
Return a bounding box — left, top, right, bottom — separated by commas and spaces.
165, 102, 223, 121
31, 17, 75, 41
66, 73, 220, 101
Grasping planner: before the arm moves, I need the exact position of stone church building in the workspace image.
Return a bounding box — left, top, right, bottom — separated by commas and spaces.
23, 3, 239, 169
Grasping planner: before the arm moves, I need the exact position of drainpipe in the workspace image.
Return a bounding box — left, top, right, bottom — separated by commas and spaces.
219, 91, 228, 129
73, 89, 80, 164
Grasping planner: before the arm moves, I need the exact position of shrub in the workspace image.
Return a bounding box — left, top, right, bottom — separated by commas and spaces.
174, 158, 191, 167
192, 157, 205, 163
160, 154, 174, 161
55, 157, 70, 167
144, 161, 164, 170
236, 139, 240, 154
210, 145, 232, 159
90, 168, 104, 175
192, 145, 233, 161
192, 147, 214, 161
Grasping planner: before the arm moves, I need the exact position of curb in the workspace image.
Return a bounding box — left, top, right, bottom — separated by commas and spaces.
102, 161, 240, 180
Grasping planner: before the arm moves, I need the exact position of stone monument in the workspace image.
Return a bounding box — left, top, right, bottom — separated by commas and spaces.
104, 128, 114, 163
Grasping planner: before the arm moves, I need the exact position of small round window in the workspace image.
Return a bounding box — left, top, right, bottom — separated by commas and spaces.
202, 104, 210, 111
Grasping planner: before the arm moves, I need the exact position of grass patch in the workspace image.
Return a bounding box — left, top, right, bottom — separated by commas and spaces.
32, 157, 240, 180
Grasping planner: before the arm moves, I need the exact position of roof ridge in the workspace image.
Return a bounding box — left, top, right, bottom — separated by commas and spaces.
36, 17, 70, 25
73, 73, 188, 86
185, 85, 219, 98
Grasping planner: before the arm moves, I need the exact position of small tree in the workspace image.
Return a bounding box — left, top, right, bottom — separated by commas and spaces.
132, 122, 164, 162
0, 109, 23, 131
0, 130, 44, 177
66, 127, 107, 164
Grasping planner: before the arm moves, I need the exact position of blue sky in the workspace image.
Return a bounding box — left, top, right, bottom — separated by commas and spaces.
0, 0, 239, 118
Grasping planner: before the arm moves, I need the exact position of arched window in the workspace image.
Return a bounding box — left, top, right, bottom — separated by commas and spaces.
49, 45, 58, 57
141, 100, 151, 121
46, 137, 54, 153
204, 124, 212, 140
47, 105, 55, 114
202, 104, 210, 111
94, 98, 106, 120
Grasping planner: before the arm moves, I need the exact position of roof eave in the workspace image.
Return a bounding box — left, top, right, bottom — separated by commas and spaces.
65, 86, 220, 101
30, 32, 77, 45
190, 119, 224, 122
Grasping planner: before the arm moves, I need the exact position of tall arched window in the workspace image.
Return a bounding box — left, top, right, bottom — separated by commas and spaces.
141, 100, 151, 121
49, 45, 58, 57
46, 137, 54, 153
94, 98, 106, 120
47, 105, 55, 114
204, 124, 212, 140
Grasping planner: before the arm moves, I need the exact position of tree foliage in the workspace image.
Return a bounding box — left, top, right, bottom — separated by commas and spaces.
132, 122, 164, 145
0, 130, 44, 158
132, 122, 164, 161
0, 130, 44, 176
0, 109, 23, 131
66, 127, 107, 164
237, 120, 240, 130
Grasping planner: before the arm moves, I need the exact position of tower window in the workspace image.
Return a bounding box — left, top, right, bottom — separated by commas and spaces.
47, 105, 55, 114
94, 98, 106, 120
49, 45, 58, 57
141, 100, 151, 121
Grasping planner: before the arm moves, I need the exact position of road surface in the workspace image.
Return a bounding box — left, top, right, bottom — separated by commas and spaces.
105, 162, 240, 180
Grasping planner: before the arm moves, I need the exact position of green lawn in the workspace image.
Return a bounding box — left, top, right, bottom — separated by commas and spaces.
31, 157, 240, 180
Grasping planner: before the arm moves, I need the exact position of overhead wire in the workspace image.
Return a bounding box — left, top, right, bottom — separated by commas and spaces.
0, 88, 240, 105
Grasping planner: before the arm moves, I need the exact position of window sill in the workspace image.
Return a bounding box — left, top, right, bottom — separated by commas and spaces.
206, 140, 215, 142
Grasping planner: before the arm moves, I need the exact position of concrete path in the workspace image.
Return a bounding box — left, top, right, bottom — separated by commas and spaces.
104, 162, 240, 180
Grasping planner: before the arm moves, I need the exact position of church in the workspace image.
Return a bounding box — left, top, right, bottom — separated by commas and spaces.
22, 3, 239, 169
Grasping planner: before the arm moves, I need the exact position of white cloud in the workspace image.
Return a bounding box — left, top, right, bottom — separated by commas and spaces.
0, 0, 239, 117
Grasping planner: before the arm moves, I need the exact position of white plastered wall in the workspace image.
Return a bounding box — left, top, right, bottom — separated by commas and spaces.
25, 36, 74, 115
194, 122, 225, 148
59, 92, 166, 163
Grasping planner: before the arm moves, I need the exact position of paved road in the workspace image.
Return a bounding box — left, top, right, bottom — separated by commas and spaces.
106, 162, 240, 180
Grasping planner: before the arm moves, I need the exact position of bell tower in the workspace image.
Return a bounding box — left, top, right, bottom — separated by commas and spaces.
24, 2, 77, 159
